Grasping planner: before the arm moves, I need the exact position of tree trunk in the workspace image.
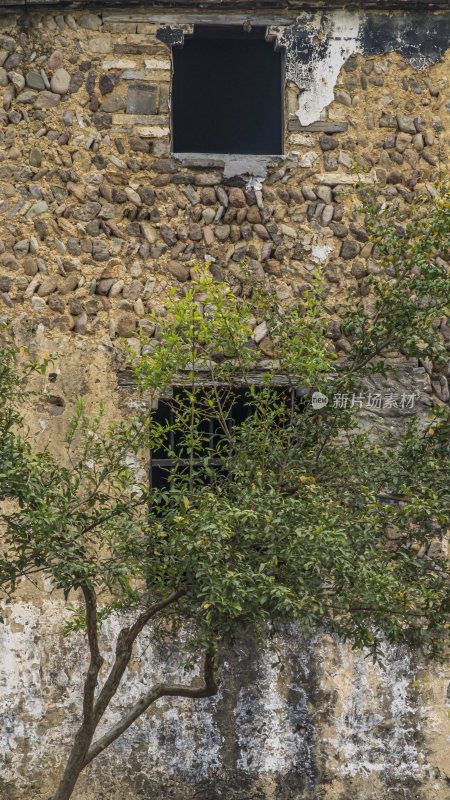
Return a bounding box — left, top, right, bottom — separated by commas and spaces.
50, 590, 206, 800
51, 723, 96, 800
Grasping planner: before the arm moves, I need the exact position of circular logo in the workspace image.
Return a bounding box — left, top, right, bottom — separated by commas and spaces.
311, 391, 328, 410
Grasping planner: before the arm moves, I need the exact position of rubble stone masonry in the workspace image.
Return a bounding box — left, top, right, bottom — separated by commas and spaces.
0, 4, 448, 799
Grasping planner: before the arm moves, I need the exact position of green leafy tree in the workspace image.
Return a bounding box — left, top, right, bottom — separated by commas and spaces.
0, 179, 449, 800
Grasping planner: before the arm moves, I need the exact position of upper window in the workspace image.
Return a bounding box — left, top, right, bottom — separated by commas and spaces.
172, 26, 283, 156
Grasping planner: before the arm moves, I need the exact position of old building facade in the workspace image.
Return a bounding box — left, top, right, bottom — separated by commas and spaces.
0, 0, 449, 796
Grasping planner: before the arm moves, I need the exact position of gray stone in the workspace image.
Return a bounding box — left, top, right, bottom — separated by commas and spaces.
202, 208, 216, 224
319, 135, 339, 151
26, 71, 45, 90
216, 186, 228, 207
379, 113, 397, 129
228, 187, 246, 208
68, 296, 83, 316
73, 202, 101, 221
37, 276, 59, 297
7, 70, 24, 91
3, 86, 15, 112
48, 51, 64, 70
414, 115, 427, 132
387, 168, 403, 184
254, 224, 270, 241
88, 37, 112, 56
54, 238, 66, 255
66, 238, 80, 256
50, 69, 71, 95
34, 91, 60, 109
160, 225, 177, 246
96, 278, 114, 295
153, 158, 178, 174
1, 254, 18, 270
14, 239, 30, 258
323, 153, 338, 171
29, 148, 42, 168
126, 82, 157, 115
28, 185, 42, 200
73, 313, 88, 334
26, 201, 48, 220
99, 73, 120, 94
31, 295, 46, 311
0, 36, 15, 52
98, 203, 114, 219
194, 173, 222, 186
421, 150, 437, 166
16, 91, 37, 105
182, 185, 200, 206
340, 240, 361, 259
117, 314, 136, 338
137, 186, 156, 206
79, 14, 102, 30
316, 186, 332, 204
92, 240, 109, 261
60, 274, 79, 294
167, 261, 188, 282
101, 93, 125, 112
409, 76, 422, 94
334, 90, 351, 106
69, 73, 84, 94
29, 236, 39, 254
349, 222, 369, 243
122, 279, 143, 301
47, 294, 65, 313
159, 84, 169, 113
58, 130, 71, 146
214, 225, 231, 242
108, 154, 126, 169
129, 137, 149, 153
424, 77, 439, 97
189, 223, 202, 241
86, 70, 97, 95
322, 204, 334, 225
396, 114, 416, 135
384, 133, 396, 149
412, 134, 424, 152
92, 112, 112, 130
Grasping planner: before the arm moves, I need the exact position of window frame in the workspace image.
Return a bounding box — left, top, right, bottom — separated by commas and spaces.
170, 24, 285, 158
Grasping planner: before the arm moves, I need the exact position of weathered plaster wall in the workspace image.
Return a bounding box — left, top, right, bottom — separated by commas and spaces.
0, 5, 449, 799
1, 586, 449, 800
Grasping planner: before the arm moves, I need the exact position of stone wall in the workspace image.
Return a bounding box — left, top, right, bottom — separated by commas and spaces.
0, 5, 449, 800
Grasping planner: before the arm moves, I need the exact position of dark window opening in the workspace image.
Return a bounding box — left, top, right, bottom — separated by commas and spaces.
150, 386, 249, 492
149, 385, 299, 494
172, 26, 283, 155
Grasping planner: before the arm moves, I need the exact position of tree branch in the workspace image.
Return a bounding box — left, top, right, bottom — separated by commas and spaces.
84, 650, 218, 767
93, 589, 186, 725
81, 584, 103, 722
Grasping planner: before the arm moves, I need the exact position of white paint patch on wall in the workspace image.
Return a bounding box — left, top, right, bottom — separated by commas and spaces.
93, 615, 223, 782
284, 10, 363, 126
233, 643, 311, 775
322, 641, 430, 782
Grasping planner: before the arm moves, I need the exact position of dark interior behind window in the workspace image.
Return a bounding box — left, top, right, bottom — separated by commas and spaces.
172, 26, 283, 155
